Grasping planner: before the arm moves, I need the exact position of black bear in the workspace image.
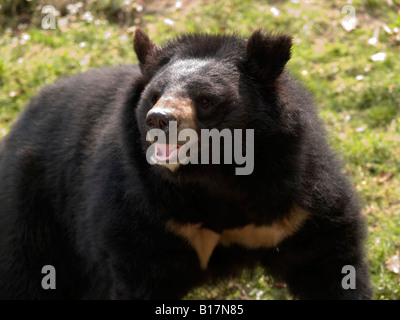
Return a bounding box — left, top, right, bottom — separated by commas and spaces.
0, 28, 372, 299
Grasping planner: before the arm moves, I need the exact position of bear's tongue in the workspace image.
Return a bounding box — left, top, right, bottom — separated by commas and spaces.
155, 144, 180, 161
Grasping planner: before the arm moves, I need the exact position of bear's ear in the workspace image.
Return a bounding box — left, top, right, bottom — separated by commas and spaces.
133, 28, 160, 70
246, 29, 292, 84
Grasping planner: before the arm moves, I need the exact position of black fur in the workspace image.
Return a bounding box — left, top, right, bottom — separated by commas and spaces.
0, 29, 372, 299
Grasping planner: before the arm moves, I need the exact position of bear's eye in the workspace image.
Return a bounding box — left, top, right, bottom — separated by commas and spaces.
198, 97, 210, 109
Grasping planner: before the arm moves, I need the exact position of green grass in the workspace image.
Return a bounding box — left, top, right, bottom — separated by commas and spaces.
1, 0, 399, 299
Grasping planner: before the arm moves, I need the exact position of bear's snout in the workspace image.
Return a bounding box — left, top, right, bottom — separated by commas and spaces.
146, 109, 176, 133
146, 95, 197, 134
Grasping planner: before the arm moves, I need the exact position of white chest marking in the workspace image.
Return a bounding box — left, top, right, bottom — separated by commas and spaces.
166, 206, 309, 269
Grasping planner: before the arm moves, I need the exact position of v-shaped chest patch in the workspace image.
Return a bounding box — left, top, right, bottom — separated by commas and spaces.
166, 206, 309, 269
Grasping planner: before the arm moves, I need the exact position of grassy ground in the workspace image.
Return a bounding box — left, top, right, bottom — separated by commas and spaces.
0, 0, 399, 299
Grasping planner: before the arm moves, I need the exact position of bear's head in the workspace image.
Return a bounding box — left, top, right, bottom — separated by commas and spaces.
131, 28, 293, 179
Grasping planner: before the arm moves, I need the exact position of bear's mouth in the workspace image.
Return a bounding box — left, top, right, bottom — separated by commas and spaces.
153, 143, 181, 162
147, 138, 199, 172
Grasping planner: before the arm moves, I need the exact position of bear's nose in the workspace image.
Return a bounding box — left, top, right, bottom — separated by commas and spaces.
146, 110, 177, 132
